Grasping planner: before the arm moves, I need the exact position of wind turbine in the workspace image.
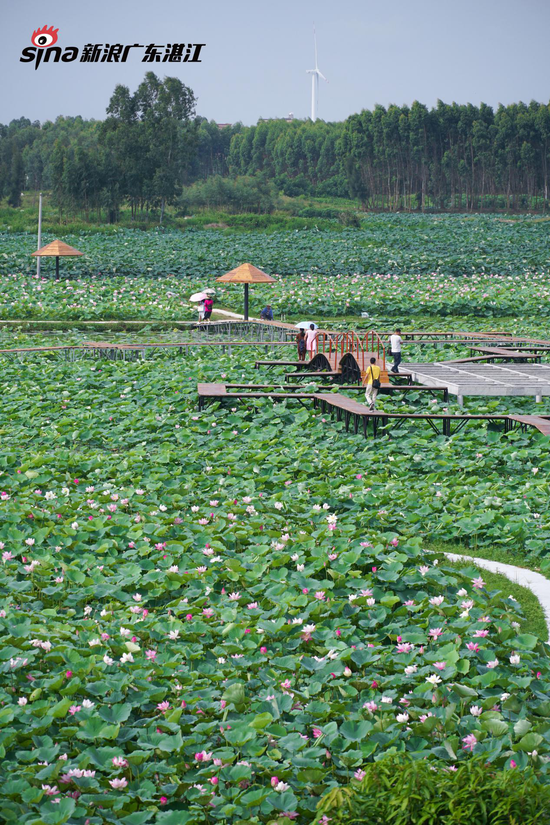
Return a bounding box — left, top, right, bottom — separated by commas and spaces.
306, 26, 328, 122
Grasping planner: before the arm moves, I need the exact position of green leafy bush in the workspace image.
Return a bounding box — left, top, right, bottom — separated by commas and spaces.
179, 174, 279, 214
315, 755, 550, 824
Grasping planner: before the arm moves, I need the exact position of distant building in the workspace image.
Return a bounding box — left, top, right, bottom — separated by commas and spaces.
258, 113, 295, 124
216, 123, 232, 129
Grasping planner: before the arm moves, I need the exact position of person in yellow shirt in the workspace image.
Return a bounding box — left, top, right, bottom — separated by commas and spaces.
364, 356, 381, 410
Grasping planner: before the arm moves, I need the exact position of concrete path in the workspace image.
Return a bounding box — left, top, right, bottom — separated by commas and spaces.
213, 309, 251, 320
405, 361, 550, 401
443, 552, 550, 636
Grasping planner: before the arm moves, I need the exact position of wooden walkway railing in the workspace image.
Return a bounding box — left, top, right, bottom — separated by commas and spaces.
317, 330, 387, 372
196, 384, 550, 439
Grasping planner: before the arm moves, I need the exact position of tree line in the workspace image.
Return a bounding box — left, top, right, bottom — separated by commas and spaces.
340, 100, 550, 211
1, 75, 550, 216
0, 72, 243, 222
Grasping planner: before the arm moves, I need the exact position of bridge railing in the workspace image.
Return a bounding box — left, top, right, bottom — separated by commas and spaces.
364, 331, 386, 370
317, 330, 386, 370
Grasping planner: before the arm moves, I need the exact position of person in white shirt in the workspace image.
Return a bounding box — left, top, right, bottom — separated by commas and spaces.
198, 300, 205, 321
389, 328, 402, 373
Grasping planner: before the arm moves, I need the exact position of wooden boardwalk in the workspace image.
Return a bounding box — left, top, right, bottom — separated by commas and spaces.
466, 346, 542, 363
196, 384, 550, 438
225, 382, 449, 401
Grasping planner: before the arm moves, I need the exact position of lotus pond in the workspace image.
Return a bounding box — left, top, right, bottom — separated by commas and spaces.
2, 210, 550, 822
1, 346, 550, 825
1, 213, 550, 320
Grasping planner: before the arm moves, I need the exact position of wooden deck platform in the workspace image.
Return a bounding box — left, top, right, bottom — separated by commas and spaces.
225, 383, 449, 400
254, 360, 311, 370
467, 346, 542, 363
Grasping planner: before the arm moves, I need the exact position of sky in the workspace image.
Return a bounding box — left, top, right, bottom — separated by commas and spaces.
3, 0, 550, 126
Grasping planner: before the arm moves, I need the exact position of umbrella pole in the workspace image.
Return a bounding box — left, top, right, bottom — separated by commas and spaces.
56, 256, 59, 279
244, 283, 249, 321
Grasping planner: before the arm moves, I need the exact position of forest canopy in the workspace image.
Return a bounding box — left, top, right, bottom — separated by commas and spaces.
1, 74, 550, 216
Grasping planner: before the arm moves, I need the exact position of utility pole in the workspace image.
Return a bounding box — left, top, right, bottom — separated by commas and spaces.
37, 192, 43, 278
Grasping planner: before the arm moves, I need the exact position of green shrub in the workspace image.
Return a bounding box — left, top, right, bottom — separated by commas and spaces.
179, 174, 279, 214
315, 755, 550, 824
339, 210, 361, 227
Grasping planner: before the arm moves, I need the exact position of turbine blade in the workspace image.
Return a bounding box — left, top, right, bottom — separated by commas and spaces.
313, 24, 318, 69
317, 70, 328, 82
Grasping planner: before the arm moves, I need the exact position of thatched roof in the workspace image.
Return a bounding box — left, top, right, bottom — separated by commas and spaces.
31, 240, 83, 257
216, 263, 275, 284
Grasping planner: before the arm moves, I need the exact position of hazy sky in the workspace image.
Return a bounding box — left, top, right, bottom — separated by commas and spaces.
3, 0, 550, 126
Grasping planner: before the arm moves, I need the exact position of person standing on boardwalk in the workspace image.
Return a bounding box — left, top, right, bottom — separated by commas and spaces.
364, 356, 381, 409
197, 299, 205, 321
296, 329, 307, 361
306, 324, 318, 360
203, 296, 214, 320
390, 327, 403, 373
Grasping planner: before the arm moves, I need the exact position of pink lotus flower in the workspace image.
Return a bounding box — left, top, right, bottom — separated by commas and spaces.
467, 642, 480, 652
109, 777, 128, 789
462, 733, 477, 752
195, 750, 212, 762
145, 649, 157, 661
472, 577, 485, 589
429, 628, 442, 639
312, 727, 322, 738
157, 701, 170, 712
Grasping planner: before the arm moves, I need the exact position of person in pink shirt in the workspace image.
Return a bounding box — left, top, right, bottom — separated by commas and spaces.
306, 324, 318, 359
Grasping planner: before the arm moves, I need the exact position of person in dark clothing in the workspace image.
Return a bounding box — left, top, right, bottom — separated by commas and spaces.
296, 329, 307, 361
260, 305, 274, 320
203, 297, 214, 320
390, 327, 402, 373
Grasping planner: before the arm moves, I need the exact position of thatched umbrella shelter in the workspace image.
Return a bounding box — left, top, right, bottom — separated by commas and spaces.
216, 263, 275, 320
31, 239, 83, 278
